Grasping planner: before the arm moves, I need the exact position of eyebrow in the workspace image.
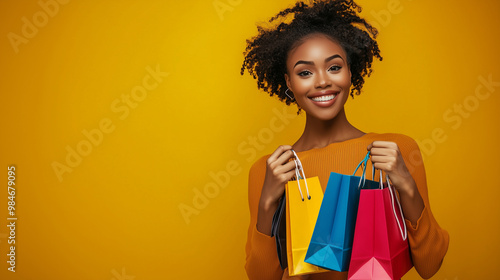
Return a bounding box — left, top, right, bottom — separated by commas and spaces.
293, 54, 344, 68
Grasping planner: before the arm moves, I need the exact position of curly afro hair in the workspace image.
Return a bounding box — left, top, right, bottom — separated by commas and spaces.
240, 0, 382, 106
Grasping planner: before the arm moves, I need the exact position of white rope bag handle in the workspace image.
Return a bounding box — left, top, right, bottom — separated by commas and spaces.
291, 150, 310, 201
380, 171, 408, 241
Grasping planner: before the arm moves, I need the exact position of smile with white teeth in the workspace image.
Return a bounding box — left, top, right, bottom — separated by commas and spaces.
311, 94, 336, 102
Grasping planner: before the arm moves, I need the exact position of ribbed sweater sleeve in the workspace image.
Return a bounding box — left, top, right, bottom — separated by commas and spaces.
245, 156, 283, 280
397, 135, 450, 279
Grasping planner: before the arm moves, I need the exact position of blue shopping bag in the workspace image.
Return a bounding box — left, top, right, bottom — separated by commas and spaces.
304, 151, 379, 272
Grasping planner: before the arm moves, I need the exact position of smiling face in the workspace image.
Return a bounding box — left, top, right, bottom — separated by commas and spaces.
285, 34, 352, 121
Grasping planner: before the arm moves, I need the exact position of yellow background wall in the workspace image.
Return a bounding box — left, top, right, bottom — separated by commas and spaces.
0, 0, 499, 279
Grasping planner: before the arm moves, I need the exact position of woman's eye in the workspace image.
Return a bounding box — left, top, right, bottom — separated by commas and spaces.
329, 65, 341, 71
298, 70, 312, 77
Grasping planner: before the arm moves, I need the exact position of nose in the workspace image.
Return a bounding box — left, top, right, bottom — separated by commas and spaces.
315, 70, 331, 88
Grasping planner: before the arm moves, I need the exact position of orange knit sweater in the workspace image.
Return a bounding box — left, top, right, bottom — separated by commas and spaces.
245, 132, 449, 280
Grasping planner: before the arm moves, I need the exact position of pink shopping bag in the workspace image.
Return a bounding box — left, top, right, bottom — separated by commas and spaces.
348, 171, 412, 279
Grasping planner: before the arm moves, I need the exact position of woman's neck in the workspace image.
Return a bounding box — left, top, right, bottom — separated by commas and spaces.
292, 108, 365, 152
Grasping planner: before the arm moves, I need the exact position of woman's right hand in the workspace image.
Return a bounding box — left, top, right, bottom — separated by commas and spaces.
256, 145, 297, 235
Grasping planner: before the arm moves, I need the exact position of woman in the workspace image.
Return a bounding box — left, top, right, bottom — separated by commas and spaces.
240, 0, 449, 279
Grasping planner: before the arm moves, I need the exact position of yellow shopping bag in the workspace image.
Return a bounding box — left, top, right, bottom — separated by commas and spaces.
285, 151, 328, 276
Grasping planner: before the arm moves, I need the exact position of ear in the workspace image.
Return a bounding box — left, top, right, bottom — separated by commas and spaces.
347, 63, 352, 81
347, 66, 352, 87
284, 73, 292, 90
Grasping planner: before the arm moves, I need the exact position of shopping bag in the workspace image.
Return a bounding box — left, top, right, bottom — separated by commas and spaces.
271, 191, 287, 269
305, 152, 379, 271
285, 150, 328, 276
347, 170, 413, 279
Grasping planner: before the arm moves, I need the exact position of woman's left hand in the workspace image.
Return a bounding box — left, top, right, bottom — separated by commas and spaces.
367, 141, 415, 193
367, 140, 426, 225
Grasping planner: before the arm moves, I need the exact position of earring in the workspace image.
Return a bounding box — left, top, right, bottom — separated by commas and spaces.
285, 88, 295, 101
